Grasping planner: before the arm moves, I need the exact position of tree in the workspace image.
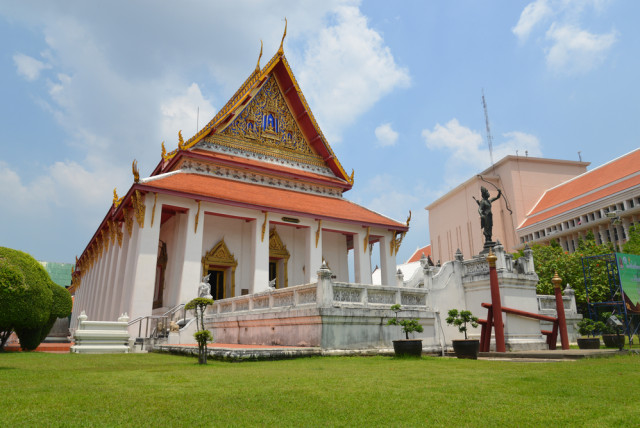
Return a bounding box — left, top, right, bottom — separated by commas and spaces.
185, 297, 214, 364
622, 225, 640, 255
516, 234, 614, 307
0, 247, 72, 350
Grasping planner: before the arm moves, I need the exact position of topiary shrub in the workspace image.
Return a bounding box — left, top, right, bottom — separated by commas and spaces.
0, 247, 70, 351
185, 297, 214, 364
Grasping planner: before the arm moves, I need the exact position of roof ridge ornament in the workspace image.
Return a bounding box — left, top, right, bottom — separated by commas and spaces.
277, 17, 287, 56
132, 160, 140, 183
161, 141, 166, 159
256, 40, 263, 72
178, 130, 185, 150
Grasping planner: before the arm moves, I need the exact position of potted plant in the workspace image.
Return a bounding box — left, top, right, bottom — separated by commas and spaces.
600, 312, 625, 349
446, 309, 480, 359
387, 304, 424, 357
576, 318, 604, 349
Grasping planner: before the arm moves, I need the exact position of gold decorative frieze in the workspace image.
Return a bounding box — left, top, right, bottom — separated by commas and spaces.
132, 190, 146, 228
363, 227, 370, 253
123, 207, 133, 236
151, 193, 158, 227
261, 212, 268, 242
315, 219, 322, 248
194, 200, 201, 234
116, 221, 123, 247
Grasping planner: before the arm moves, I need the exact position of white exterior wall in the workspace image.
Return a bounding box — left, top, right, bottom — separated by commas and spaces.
322, 230, 349, 282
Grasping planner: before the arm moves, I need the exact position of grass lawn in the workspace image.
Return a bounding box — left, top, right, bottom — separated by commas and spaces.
1, 352, 638, 427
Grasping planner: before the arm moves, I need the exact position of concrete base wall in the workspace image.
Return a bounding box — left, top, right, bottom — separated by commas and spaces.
206, 306, 435, 350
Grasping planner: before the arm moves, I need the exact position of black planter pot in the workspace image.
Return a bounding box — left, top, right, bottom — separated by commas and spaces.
602, 334, 625, 349
452, 339, 480, 359
577, 337, 600, 349
392, 339, 423, 357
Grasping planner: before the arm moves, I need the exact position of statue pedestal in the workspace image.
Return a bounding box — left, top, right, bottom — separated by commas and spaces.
479, 241, 496, 256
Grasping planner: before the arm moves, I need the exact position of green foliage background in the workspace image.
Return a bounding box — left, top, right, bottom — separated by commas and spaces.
516, 227, 640, 309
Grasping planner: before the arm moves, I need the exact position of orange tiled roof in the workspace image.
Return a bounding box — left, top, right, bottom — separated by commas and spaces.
519, 149, 640, 229
407, 245, 431, 263
140, 172, 407, 230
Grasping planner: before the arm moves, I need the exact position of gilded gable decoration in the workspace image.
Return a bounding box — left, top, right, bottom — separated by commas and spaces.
116, 221, 123, 247
214, 76, 324, 167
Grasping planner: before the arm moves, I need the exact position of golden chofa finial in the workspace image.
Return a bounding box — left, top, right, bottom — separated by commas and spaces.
256, 40, 263, 72
113, 188, 119, 206
161, 141, 166, 159
406, 210, 412, 228
349, 169, 355, 184
178, 130, 185, 150
132, 160, 140, 183
277, 17, 287, 56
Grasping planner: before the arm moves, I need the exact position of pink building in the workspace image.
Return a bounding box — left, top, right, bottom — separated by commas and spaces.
426, 156, 588, 262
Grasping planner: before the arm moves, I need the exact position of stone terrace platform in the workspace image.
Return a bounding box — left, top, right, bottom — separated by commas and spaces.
156, 343, 637, 362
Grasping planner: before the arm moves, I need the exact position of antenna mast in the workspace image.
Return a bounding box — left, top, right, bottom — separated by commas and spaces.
482, 89, 495, 170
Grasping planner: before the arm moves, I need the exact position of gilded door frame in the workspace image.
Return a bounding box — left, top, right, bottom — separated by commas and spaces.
269, 228, 290, 288
202, 239, 237, 299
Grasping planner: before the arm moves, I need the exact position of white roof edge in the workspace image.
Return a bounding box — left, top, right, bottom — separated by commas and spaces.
140, 169, 183, 183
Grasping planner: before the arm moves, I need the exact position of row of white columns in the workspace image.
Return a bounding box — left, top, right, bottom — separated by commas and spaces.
71, 192, 399, 330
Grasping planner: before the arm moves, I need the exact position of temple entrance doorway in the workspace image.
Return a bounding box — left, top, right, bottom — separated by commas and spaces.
202, 239, 237, 300
207, 269, 225, 300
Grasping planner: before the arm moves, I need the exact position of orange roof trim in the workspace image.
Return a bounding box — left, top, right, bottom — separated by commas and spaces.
140, 172, 406, 230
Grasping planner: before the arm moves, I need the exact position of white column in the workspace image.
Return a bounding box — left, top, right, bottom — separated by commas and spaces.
89, 248, 106, 319
168, 212, 188, 306
252, 216, 270, 293
120, 220, 141, 320
97, 240, 117, 320
126, 195, 162, 323
304, 222, 323, 283
353, 230, 372, 285
378, 234, 397, 286
176, 201, 204, 304
109, 223, 130, 319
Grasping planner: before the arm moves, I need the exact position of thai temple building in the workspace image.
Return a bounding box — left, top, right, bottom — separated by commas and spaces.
69, 39, 411, 336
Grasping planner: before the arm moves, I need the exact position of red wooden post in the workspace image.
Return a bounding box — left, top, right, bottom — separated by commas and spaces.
487, 248, 506, 352
552, 271, 570, 350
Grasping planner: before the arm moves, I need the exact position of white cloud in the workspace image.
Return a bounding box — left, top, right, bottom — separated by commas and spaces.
513, 0, 617, 74
160, 83, 216, 147
545, 23, 617, 74
0, 1, 407, 260
374, 123, 399, 147
13, 53, 50, 81
297, 5, 410, 142
422, 119, 542, 186
512, 0, 552, 41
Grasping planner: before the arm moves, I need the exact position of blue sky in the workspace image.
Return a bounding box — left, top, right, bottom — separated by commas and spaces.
1, 0, 638, 265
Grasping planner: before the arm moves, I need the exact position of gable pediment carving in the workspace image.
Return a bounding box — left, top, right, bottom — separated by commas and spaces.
202, 239, 238, 267
212, 76, 324, 167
